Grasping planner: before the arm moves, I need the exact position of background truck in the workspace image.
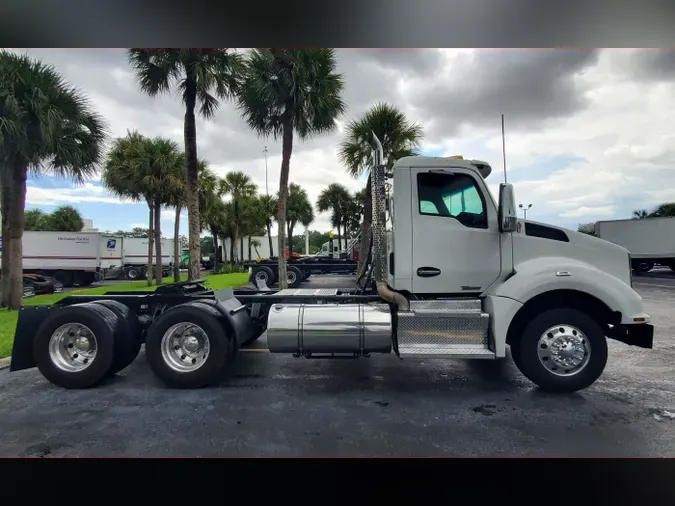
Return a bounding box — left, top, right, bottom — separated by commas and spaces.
0, 231, 102, 287
596, 216, 675, 273
10, 133, 654, 395
104, 237, 175, 280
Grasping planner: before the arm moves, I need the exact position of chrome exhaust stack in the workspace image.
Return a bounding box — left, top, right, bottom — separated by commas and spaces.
370, 132, 409, 312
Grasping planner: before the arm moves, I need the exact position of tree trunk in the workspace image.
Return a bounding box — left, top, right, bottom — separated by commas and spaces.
248, 234, 252, 261
288, 221, 295, 255
173, 206, 181, 282
277, 121, 293, 289
287, 222, 293, 254
7, 164, 28, 310
146, 204, 154, 287
233, 199, 239, 264
266, 221, 274, 258
357, 173, 373, 272
153, 200, 163, 285
183, 76, 201, 282
240, 236, 244, 263
1, 169, 12, 307
213, 233, 219, 273
229, 237, 234, 267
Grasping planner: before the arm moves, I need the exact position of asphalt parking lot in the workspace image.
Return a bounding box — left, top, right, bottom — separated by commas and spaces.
1, 274, 674, 457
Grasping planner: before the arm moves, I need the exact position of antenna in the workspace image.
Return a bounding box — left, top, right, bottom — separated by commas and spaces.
501, 114, 507, 184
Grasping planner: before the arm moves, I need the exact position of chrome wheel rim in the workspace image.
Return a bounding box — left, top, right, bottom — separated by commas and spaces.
537, 324, 590, 376
48, 323, 97, 372
287, 271, 296, 285
160, 323, 210, 373
128, 269, 138, 279
255, 270, 268, 283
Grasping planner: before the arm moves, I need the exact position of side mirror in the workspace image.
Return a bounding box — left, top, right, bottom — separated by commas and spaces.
498, 183, 517, 233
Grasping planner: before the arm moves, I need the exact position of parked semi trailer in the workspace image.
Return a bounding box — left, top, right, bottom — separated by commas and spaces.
596, 216, 675, 273
10, 134, 653, 393
103, 237, 174, 280
0, 231, 103, 287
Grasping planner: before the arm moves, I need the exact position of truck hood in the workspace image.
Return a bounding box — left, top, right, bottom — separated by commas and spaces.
513, 220, 632, 286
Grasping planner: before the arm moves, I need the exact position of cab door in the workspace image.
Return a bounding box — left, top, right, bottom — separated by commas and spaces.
411, 168, 502, 295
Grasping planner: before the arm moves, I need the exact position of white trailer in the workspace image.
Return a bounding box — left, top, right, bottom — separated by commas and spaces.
119, 237, 174, 280
0, 231, 102, 287
596, 216, 675, 273
99, 234, 125, 272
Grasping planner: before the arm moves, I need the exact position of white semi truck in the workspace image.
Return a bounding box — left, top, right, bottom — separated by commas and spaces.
102, 236, 174, 280
10, 134, 653, 394
596, 216, 675, 273
0, 231, 104, 287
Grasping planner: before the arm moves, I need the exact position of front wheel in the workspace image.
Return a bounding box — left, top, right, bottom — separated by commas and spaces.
511, 308, 608, 393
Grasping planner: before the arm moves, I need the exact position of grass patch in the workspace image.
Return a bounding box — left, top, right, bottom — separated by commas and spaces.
0, 272, 249, 359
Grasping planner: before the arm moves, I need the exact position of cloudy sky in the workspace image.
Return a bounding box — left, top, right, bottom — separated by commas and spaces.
12, 48, 675, 236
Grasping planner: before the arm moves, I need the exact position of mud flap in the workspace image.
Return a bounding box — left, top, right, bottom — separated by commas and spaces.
9, 306, 56, 372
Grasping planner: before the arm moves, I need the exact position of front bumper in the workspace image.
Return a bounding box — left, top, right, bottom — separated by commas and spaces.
609, 323, 654, 349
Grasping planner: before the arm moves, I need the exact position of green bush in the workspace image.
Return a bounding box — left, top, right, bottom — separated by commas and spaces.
217, 263, 248, 274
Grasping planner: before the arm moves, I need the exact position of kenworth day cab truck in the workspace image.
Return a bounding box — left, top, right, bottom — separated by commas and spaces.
9, 134, 653, 393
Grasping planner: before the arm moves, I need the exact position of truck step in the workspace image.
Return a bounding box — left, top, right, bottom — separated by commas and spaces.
397, 300, 492, 358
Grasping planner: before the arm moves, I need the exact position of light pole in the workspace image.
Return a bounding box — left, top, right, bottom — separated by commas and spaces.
519, 203, 532, 220
263, 146, 269, 196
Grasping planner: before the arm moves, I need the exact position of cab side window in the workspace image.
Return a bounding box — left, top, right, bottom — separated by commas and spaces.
417, 171, 488, 229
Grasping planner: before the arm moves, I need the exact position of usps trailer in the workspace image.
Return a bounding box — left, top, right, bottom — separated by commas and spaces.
596, 216, 675, 273
121, 237, 174, 281
0, 231, 102, 287
99, 234, 125, 274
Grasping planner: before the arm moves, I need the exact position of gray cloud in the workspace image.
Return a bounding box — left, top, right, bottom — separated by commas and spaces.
404, 49, 600, 141
626, 49, 675, 81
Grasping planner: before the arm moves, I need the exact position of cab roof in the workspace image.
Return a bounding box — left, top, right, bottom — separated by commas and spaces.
392, 155, 493, 180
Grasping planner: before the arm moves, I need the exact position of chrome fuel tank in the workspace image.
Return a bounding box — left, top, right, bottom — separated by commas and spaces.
267, 303, 392, 355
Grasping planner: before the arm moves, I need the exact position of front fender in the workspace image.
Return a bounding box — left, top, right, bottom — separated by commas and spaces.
490, 257, 650, 324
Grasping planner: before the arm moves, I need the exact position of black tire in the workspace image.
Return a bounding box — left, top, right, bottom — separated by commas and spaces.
145, 302, 235, 388
287, 265, 303, 288
511, 308, 608, 393
126, 267, 141, 281
252, 266, 275, 287
53, 270, 74, 288
91, 300, 143, 375
33, 304, 117, 389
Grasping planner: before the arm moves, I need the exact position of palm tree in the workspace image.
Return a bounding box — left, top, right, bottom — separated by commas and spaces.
650, 203, 675, 218
257, 194, 278, 257
0, 51, 107, 308
24, 209, 48, 231
166, 156, 208, 282
127, 49, 243, 282
344, 188, 366, 239
219, 171, 257, 263
238, 49, 345, 288
337, 103, 423, 270
239, 195, 267, 261
102, 133, 183, 285
102, 131, 155, 286
317, 183, 352, 251
284, 183, 314, 254
46, 205, 85, 231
